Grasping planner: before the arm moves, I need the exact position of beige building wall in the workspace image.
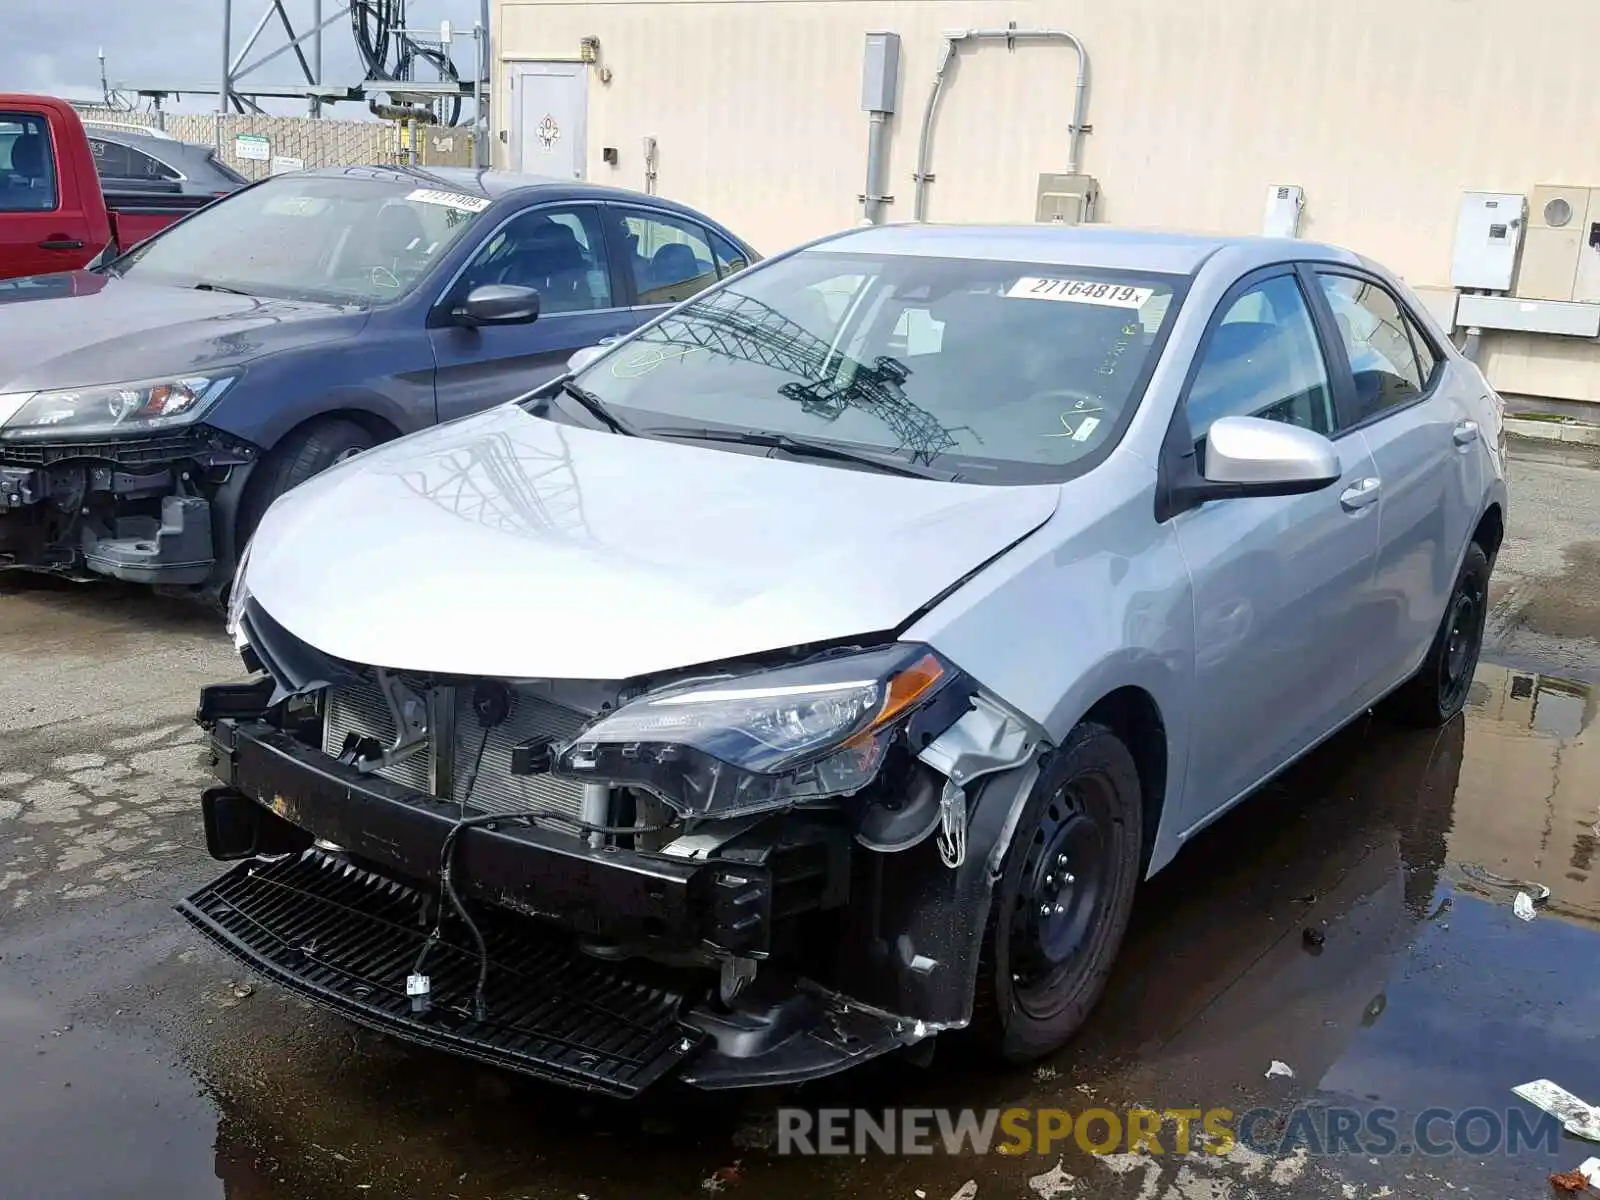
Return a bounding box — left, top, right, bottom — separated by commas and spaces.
493, 0, 1600, 404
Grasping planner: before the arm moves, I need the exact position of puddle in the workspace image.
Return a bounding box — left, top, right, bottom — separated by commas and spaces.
5, 660, 1600, 1199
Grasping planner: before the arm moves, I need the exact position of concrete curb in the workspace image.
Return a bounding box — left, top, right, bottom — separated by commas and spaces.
1505, 416, 1600, 445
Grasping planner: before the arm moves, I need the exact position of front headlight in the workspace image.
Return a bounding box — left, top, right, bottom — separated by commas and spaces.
0, 374, 235, 439
554, 643, 962, 818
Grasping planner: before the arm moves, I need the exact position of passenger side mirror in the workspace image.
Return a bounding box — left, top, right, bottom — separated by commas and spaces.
453, 283, 540, 327
1200, 415, 1341, 497
565, 337, 617, 375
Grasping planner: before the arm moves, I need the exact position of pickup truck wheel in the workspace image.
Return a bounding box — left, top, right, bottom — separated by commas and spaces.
971, 721, 1143, 1062
238, 418, 376, 545
1379, 542, 1490, 729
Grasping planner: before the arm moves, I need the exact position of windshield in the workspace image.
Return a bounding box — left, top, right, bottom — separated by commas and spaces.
114, 174, 489, 303
567, 249, 1184, 482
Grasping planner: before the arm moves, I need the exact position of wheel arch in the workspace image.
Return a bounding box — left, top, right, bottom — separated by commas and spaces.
1080, 685, 1169, 870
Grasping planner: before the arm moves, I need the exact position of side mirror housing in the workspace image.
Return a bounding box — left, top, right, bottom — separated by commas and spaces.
1201, 415, 1341, 495
453, 283, 540, 327
566, 343, 609, 374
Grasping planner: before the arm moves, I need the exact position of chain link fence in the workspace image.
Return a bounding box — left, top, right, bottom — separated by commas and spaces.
70, 107, 477, 179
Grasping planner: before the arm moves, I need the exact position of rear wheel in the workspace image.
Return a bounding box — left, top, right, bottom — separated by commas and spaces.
970, 721, 1144, 1061
1380, 542, 1491, 728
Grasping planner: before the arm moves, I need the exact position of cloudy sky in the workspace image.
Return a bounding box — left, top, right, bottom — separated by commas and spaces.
3, 0, 484, 115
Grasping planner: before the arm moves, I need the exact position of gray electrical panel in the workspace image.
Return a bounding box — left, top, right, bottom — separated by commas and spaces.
1036, 173, 1100, 225
861, 32, 901, 113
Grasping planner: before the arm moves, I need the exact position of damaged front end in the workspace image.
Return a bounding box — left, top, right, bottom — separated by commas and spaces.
0, 382, 253, 587
182, 600, 1045, 1095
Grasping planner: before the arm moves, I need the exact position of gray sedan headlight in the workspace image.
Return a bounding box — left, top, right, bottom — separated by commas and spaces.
553, 643, 961, 818
0, 375, 235, 439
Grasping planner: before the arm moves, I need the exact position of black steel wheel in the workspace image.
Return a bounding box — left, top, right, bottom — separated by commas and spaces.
1381, 541, 1491, 728
971, 721, 1144, 1062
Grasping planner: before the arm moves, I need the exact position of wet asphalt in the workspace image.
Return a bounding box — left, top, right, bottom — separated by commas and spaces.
3, 441, 1600, 1200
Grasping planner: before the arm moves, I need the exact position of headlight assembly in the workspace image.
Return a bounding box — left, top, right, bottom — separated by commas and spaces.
553, 643, 964, 818
0, 375, 235, 439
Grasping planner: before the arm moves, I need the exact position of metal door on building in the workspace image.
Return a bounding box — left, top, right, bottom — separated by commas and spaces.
509, 63, 587, 181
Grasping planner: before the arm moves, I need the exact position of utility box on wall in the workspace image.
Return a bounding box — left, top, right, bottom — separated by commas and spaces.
1036, 173, 1099, 225
1451, 192, 1525, 291
1516, 184, 1600, 303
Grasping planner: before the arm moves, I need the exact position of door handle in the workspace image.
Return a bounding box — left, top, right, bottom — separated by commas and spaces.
1339, 477, 1381, 511
1453, 420, 1479, 446
38, 238, 84, 251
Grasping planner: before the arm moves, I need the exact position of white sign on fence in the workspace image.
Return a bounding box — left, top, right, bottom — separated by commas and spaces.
234, 133, 271, 161
270, 155, 305, 175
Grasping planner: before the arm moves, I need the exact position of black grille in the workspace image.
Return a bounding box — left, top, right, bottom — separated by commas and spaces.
0, 426, 253, 468
178, 850, 704, 1096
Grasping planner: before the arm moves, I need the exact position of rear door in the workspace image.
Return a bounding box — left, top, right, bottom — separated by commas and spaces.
428, 201, 636, 424
601, 205, 726, 320
1308, 269, 1480, 698
0, 108, 94, 277
1172, 267, 1384, 822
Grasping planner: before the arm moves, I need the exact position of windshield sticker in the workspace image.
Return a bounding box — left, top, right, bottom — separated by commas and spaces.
1006, 277, 1154, 308
406, 188, 491, 213
261, 195, 329, 217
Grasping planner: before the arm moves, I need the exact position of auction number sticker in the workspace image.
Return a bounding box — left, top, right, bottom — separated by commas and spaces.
406, 188, 492, 213
1006, 277, 1154, 308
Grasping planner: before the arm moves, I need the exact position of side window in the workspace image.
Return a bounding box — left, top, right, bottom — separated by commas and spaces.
0, 113, 59, 211
615, 209, 718, 305
711, 231, 750, 278
1316, 273, 1426, 421
1185, 274, 1335, 445
125, 147, 181, 182
455, 205, 611, 314
88, 137, 132, 179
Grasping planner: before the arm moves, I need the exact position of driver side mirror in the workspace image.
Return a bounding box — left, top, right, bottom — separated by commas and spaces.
452, 283, 540, 327
1200, 415, 1341, 496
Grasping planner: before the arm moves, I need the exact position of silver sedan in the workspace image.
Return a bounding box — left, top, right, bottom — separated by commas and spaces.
194, 223, 1507, 1093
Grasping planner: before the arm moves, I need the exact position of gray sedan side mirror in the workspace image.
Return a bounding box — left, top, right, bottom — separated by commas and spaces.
1202, 415, 1341, 495
454, 283, 540, 327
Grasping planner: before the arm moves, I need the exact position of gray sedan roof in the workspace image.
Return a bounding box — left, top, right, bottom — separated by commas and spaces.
813, 223, 1357, 277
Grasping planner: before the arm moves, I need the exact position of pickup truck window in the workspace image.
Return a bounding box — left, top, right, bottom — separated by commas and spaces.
113, 173, 489, 304
0, 113, 58, 212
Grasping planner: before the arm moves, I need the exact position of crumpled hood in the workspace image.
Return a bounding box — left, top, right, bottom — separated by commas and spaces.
245, 404, 1060, 680
0, 273, 362, 397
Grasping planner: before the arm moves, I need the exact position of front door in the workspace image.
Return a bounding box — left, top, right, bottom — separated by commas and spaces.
0, 110, 91, 279
429, 203, 635, 424
1173, 269, 1383, 823
1311, 270, 1481, 698
510, 63, 587, 181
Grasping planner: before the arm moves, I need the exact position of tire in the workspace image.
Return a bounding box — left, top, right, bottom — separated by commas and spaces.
1379, 542, 1491, 729
237, 418, 376, 547
970, 721, 1144, 1062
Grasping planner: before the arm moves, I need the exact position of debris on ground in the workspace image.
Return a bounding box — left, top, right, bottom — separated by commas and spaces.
1514, 1080, 1600, 1142
1461, 863, 1552, 909
1033, 1064, 1058, 1082
701, 1163, 744, 1193
1303, 928, 1326, 949
1515, 892, 1538, 921
1027, 1160, 1076, 1197
949, 1183, 978, 1200
1549, 1167, 1589, 1193
1265, 1060, 1295, 1080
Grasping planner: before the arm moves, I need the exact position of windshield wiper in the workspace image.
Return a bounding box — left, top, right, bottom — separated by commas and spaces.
192, 281, 250, 295
556, 378, 633, 435
644, 427, 935, 479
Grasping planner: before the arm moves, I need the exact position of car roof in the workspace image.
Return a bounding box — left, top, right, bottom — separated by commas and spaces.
810, 223, 1356, 277
84, 125, 216, 162
300, 164, 708, 209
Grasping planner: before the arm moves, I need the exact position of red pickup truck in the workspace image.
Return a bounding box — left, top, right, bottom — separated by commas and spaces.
0, 95, 224, 280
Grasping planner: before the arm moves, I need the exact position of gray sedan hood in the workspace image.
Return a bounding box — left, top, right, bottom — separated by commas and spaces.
0, 273, 360, 394
245, 404, 1060, 680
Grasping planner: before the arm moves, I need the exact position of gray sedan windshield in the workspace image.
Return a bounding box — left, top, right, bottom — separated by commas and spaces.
115, 175, 488, 303
576, 250, 1183, 481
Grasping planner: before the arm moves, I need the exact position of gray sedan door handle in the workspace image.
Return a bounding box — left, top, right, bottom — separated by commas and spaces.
1454, 420, 1480, 446
1339, 477, 1381, 511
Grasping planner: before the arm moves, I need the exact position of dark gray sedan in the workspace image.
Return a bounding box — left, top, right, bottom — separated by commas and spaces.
0, 166, 758, 596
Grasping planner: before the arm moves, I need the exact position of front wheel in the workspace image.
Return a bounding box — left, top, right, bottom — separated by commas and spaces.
237, 418, 377, 548
1379, 541, 1491, 728
970, 721, 1144, 1062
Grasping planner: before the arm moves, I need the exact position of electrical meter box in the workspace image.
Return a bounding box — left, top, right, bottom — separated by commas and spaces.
1451, 192, 1525, 291
1515, 184, 1600, 303
1036, 173, 1099, 225
1262, 184, 1304, 238
860, 32, 901, 113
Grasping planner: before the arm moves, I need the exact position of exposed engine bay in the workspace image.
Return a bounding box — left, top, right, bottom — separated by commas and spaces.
182, 597, 1046, 1094
0, 427, 255, 586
